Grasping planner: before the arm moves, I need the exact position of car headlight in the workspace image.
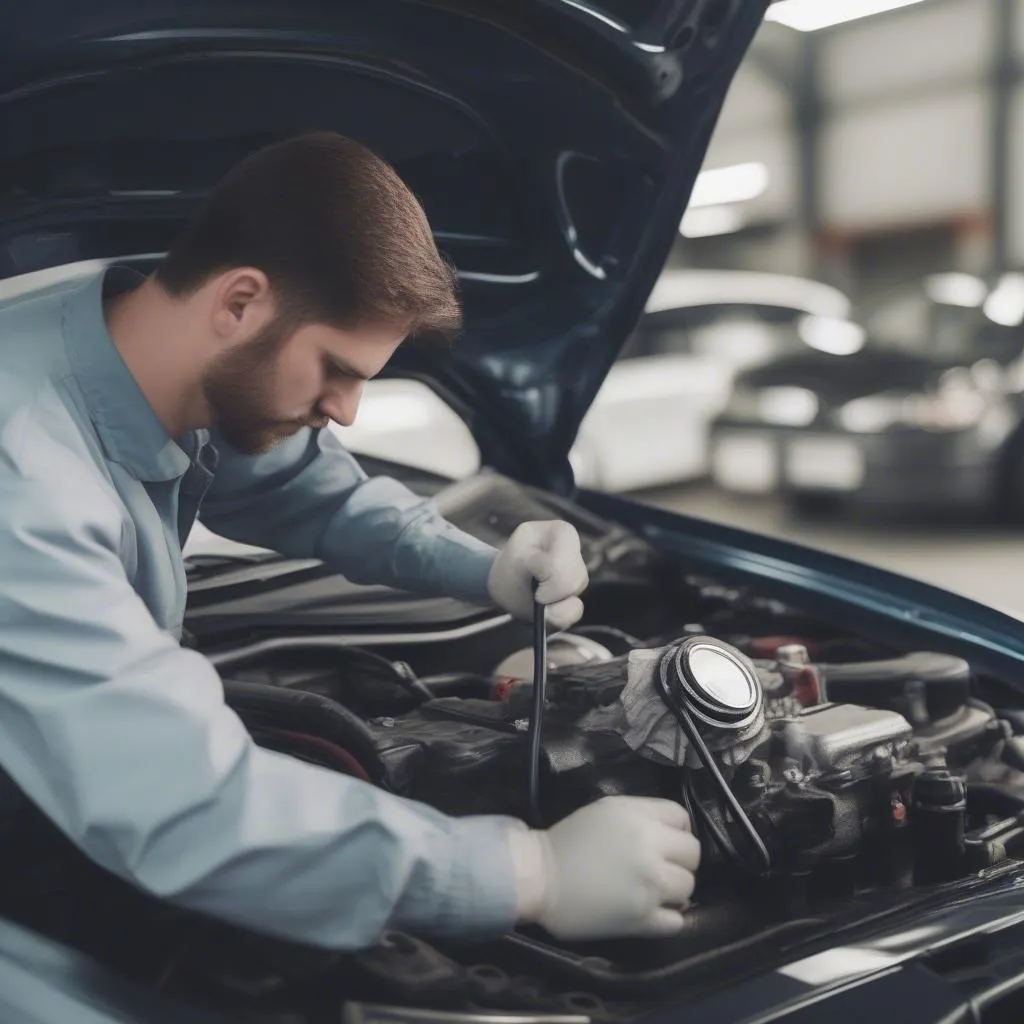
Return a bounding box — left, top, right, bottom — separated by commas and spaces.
836, 389, 986, 433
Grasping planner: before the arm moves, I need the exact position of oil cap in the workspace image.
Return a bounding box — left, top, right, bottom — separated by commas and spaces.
668, 636, 764, 733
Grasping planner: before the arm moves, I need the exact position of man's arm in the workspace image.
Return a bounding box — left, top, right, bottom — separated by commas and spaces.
0, 465, 520, 949
200, 426, 499, 604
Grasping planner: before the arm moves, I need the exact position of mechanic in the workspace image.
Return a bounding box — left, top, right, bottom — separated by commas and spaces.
0, 133, 699, 952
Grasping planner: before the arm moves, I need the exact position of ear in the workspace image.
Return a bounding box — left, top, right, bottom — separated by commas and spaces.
210, 268, 273, 341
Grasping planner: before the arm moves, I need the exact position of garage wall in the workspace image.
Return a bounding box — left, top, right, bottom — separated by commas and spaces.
688, 0, 1023, 276
698, 0, 998, 235
820, 85, 989, 230
678, 52, 806, 273
714, 60, 790, 132
820, 0, 992, 105
704, 122, 798, 224
819, 0, 992, 233
703, 62, 796, 225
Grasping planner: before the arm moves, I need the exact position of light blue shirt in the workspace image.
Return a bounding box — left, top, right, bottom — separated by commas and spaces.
0, 267, 520, 949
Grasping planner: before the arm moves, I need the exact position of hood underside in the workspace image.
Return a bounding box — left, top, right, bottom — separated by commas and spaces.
0, 0, 766, 491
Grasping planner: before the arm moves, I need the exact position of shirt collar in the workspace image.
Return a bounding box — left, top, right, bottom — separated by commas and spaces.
62, 267, 192, 483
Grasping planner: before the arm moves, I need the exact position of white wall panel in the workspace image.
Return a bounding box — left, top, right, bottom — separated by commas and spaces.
821, 86, 988, 229
821, 0, 990, 105
1017, 0, 1024, 55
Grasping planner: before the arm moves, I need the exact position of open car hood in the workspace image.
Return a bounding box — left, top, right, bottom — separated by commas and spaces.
0, 0, 766, 492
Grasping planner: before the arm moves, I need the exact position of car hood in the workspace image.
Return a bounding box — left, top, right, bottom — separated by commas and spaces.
736, 348, 953, 407
0, 0, 766, 492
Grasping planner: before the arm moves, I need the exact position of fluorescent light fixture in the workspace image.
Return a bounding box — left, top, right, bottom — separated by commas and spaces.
680, 204, 746, 239
798, 315, 867, 355
983, 273, 1024, 328
925, 272, 988, 309
766, 0, 931, 32
690, 162, 769, 208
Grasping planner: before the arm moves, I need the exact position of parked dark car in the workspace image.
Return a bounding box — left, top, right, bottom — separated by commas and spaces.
5, 4, 1024, 1024
709, 277, 1024, 518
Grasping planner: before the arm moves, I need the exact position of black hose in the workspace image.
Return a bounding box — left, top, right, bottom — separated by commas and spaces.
221, 680, 387, 786
656, 645, 771, 875
683, 775, 749, 872
528, 588, 547, 828
416, 672, 497, 700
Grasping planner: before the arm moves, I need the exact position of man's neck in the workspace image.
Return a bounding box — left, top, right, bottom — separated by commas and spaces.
105, 277, 211, 438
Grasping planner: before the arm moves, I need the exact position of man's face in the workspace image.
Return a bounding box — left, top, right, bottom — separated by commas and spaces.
202, 315, 406, 454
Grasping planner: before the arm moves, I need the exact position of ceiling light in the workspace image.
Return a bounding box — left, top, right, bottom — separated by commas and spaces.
766, 0, 931, 32
983, 273, 1024, 328
690, 162, 769, 208
680, 205, 746, 239
925, 273, 988, 309
798, 315, 867, 355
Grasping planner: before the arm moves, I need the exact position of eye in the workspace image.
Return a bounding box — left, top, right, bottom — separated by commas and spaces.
323, 358, 353, 381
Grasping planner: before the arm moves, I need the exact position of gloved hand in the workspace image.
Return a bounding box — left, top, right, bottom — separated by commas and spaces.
487, 520, 589, 631
508, 796, 701, 941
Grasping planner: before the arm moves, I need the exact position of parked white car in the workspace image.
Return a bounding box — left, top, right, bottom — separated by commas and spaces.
341, 268, 851, 493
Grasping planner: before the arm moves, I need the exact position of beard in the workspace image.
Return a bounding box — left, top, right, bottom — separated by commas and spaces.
201, 317, 328, 455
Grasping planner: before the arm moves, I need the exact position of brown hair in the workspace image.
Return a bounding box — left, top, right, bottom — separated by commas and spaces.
155, 132, 461, 344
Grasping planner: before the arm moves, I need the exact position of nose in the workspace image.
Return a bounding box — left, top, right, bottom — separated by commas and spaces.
318, 380, 364, 428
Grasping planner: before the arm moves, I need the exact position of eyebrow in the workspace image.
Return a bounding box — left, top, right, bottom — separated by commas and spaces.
324, 353, 374, 381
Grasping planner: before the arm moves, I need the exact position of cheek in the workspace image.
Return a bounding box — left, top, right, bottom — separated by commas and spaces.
275, 354, 323, 407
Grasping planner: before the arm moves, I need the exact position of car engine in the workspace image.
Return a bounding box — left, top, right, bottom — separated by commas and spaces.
219, 616, 1011, 896
3, 471, 1024, 1023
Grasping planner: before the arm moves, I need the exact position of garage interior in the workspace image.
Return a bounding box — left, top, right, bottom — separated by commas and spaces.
632, 0, 1024, 617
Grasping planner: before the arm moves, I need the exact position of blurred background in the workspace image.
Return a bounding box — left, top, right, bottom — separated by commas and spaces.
342, 0, 1024, 613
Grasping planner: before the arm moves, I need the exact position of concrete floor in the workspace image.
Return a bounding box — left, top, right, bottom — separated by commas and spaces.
640, 484, 1024, 619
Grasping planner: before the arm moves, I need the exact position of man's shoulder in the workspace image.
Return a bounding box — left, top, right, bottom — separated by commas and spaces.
0, 381, 122, 533
0, 268, 126, 545
0, 269, 95, 456
0, 269, 74, 404
0, 262, 95, 314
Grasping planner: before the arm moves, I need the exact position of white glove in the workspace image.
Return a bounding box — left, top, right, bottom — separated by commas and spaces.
508, 796, 701, 941
488, 521, 589, 631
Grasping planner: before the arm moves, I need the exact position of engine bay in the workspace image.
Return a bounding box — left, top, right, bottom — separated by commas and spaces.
4, 470, 1024, 1023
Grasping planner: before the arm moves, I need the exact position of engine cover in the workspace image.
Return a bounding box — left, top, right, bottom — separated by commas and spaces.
778, 704, 914, 776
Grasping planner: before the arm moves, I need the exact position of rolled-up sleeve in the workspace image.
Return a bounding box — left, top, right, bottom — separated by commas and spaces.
0, 467, 520, 949
200, 427, 499, 605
